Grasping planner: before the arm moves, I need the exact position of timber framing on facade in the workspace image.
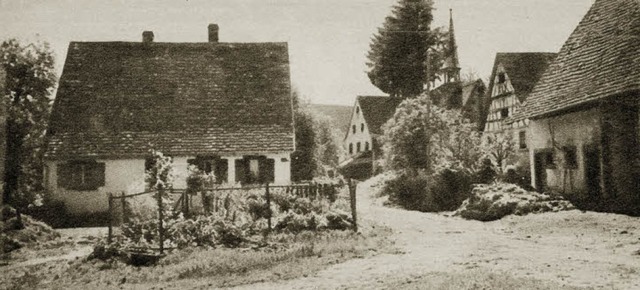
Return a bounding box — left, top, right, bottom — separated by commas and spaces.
44, 24, 295, 214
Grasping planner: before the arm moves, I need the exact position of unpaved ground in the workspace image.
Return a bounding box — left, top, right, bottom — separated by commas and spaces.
1, 227, 106, 268
233, 182, 640, 290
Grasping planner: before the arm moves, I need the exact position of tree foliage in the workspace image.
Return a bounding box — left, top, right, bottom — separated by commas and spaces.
481, 132, 517, 175
366, 0, 446, 98
381, 93, 479, 173
290, 91, 343, 181
1, 39, 56, 210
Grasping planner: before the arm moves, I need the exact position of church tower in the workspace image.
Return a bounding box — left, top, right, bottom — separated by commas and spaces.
442, 9, 461, 84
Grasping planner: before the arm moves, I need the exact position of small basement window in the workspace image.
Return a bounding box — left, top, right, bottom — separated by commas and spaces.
562, 146, 578, 169
57, 160, 106, 191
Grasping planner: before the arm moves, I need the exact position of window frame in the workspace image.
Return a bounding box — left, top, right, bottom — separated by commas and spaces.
500, 108, 509, 119
58, 160, 106, 191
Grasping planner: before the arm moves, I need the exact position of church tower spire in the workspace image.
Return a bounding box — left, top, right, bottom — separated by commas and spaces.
442, 9, 460, 83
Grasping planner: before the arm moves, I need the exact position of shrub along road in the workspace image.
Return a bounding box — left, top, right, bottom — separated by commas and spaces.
233, 180, 640, 290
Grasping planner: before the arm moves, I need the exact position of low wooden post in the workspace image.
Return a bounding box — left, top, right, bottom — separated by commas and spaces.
120, 191, 127, 224
107, 193, 113, 243
348, 179, 358, 232
265, 183, 272, 233
158, 189, 164, 255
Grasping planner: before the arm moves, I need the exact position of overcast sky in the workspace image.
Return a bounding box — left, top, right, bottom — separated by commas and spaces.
0, 0, 594, 106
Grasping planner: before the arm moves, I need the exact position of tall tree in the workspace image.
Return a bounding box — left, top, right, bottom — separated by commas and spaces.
366, 0, 446, 98
1, 39, 56, 214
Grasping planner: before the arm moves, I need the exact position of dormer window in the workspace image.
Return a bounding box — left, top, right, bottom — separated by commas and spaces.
498, 72, 506, 84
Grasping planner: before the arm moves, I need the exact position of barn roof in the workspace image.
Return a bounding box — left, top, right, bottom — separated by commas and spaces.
522, 0, 640, 119
356, 96, 404, 135
46, 40, 294, 159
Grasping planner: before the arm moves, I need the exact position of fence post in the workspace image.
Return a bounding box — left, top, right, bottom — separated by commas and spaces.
348, 179, 358, 232
120, 191, 127, 224
158, 189, 164, 255
107, 193, 113, 244
265, 183, 272, 233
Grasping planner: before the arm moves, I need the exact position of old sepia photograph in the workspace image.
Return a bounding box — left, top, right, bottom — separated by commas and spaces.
0, 0, 639, 289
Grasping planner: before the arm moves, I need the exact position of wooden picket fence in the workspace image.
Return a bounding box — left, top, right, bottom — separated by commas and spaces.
107, 180, 358, 254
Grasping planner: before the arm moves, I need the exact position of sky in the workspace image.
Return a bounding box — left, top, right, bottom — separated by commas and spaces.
0, 0, 594, 106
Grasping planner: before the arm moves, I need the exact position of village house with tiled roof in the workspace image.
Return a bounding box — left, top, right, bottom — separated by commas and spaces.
521, 0, 640, 212
44, 24, 294, 214
339, 96, 404, 179
482, 52, 557, 170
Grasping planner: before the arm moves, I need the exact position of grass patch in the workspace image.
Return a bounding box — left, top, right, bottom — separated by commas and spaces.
1, 227, 394, 289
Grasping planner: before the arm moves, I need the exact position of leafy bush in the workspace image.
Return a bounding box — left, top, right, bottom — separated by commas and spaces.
325, 210, 352, 230
383, 169, 472, 212
275, 211, 327, 233
384, 171, 431, 211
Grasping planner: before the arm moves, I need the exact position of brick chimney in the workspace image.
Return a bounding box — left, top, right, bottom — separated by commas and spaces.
142, 31, 154, 43
208, 24, 219, 42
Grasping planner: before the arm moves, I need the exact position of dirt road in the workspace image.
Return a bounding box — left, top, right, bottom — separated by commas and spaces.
233, 181, 640, 290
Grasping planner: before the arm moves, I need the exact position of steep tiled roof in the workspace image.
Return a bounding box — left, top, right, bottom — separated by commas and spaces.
522, 0, 640, 119
46, 41, 293, 159
357, 96, 404, 135
487, 52, 557, 102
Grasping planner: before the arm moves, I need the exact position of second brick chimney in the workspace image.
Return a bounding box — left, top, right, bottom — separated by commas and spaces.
142, 31, 154, 43
208, 24, 219, 43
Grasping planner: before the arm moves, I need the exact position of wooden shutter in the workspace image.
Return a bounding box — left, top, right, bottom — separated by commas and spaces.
215, 159, 228, 184
259, 158, 275, 183
235, 159, 246, 185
